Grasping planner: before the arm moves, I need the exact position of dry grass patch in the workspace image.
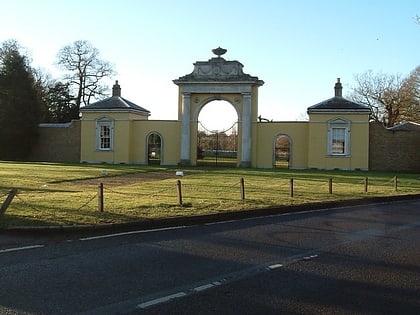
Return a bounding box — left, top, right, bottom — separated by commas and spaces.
0, 162, 419, 227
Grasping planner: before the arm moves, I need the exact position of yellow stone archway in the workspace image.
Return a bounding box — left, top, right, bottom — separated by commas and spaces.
173, 48, 264, 167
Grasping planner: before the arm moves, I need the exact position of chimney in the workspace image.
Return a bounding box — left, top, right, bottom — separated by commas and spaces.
112, 80, 121, 97
334, 78, 342, 97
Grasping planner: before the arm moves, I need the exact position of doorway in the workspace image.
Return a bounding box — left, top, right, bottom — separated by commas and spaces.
274, 135, 291, 168
147, 132, 162, 165
197, 100, 238, 167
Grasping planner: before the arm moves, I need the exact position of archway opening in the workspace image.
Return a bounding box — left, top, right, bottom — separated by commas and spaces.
147, 133, 162, 165
197, 100, 238, 167
274, 135, 290, 168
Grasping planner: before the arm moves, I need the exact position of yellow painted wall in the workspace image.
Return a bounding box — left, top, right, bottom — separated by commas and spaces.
80, 112, 134, 163
80, 101, 370, 170
81, 112, 180, 165
308, 113, 370, 170
254, 121, 309, 168
131, 120, 180, 165
80, 114, 96, 162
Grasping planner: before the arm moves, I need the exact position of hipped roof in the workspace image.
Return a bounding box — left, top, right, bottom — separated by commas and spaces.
81, 81, 150, 116
307, 96, 371, 113
81, 96, 150, 115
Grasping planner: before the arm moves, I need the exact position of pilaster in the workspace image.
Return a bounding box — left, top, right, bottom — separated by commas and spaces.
240, 92, 252, 167
180, 93, 191, 165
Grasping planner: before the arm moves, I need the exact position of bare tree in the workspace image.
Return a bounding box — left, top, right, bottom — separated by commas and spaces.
56, 40, 115, 117
349, 70, 415, 127
400, 66, 420, 123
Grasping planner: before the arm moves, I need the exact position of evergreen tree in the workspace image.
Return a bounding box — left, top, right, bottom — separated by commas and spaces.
0, 40, 41, 160
45, 81, 78, 122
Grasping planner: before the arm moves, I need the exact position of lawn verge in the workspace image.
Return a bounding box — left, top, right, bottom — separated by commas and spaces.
2, 193, 419, 235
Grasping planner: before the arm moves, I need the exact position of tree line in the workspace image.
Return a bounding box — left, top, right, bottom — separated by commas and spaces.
0, 39, 115, 160
0, 34, 419, 161
349, 67, 419, 128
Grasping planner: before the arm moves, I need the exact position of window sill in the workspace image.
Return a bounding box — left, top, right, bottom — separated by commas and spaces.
327, 154, 351, 158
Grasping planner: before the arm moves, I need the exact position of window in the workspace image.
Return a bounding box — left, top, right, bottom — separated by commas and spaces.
331, 128, 345, 154
328, 118, 350, 156
96, 118, 114, 151
100, 125, 111, 150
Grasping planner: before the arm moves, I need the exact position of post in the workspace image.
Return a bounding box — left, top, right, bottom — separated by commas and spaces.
98, 183, 104, 212
177, 180, 183, 205
394, 176, 398, 192
240, 177, 245, 200
289, 178, 294, 197
364, 177, 368, 193
328, 178, 333, 194
0, 188, 18, 217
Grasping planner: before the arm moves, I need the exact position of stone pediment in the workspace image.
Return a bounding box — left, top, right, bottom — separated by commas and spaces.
174, 48, 263, 84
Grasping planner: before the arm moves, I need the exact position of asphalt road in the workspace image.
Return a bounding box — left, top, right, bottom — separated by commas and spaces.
0, 199, 419, 315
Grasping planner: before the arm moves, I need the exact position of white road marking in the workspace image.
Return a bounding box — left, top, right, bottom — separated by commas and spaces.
0, 244, 44, 253
193, 283, 214, 292
268, 263, 283, 270
79, 226, 187, 241
137, 292, 187, 309
80, 200, 420, 311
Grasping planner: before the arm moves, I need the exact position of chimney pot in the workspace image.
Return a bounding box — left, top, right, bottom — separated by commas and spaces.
112, 80, 121, 97
334, 78, 342, 97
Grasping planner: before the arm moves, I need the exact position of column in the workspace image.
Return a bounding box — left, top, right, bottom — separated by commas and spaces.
241, 93, 252, 167
180, 93, 191, 165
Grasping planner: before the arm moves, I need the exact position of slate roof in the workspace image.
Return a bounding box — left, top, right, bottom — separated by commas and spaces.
307, 96, 371, 113
80, 95, 150, 116
387, 121, 420, 131
307, 78, 371, 114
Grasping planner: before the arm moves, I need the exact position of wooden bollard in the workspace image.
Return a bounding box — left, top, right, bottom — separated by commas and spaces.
394, 176, 398, 192
0, 188, 18, 217
328, 178, 333, 194
177, 180, 183, 205
98, 183, 104, 212
289, 178, 294, 197
364, 177, 368, 193
240, 178, 245, 200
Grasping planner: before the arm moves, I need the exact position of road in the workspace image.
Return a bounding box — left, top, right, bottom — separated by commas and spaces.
0, 199, 419, 314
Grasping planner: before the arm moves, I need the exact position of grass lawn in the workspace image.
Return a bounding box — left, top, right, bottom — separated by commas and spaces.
0, 161, 419, 227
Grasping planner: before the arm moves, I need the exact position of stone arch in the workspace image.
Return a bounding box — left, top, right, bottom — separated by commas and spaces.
173, 48, 264, 167
193, 95, 240, 123
273, 134, 292, 168
146, 131, 163, 165
195, 98, 239, 166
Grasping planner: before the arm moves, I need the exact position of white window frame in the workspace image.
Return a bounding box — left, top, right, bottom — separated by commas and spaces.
327, 118, 350, 156
96, 117, 114, 151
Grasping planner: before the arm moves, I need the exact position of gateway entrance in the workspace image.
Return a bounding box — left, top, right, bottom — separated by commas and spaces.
197, 100, 238, 166
173, 47, 264, 167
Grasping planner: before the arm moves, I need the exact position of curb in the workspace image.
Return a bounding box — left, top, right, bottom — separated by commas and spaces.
1, 193, 419, 236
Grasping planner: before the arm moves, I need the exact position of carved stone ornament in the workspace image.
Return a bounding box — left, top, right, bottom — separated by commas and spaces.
174, 48, 264, 84
212, 47, 227, 57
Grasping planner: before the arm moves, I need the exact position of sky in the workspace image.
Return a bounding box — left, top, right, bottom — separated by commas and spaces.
1, 0, 419, 130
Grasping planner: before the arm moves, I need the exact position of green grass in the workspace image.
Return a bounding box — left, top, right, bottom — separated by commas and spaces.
0, 161, 419, 227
